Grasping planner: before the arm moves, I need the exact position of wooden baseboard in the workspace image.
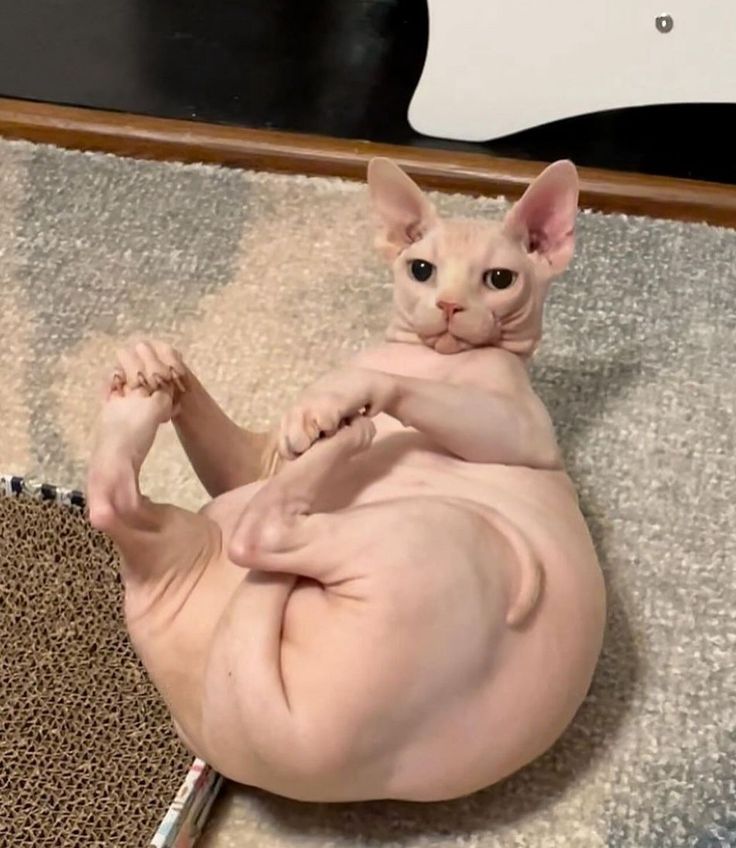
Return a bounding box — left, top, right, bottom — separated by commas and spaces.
1, 97, 735, 226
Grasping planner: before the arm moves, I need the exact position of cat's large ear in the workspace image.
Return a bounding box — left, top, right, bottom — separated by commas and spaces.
367, 158, 438, 258
503, 160, 579, 275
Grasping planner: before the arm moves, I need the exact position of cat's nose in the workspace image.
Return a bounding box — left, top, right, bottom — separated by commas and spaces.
436, 300, 465, 320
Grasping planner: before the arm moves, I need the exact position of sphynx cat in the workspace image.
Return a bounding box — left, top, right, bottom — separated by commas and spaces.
87, 159, 606, 802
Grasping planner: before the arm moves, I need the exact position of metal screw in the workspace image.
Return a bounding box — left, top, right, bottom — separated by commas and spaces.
655, 13, 674, 33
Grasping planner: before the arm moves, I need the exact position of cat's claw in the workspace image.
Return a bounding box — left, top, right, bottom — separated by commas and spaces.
106, 339, 188, 404
279, 404, 338, 459
135, 371, 152, 394
109, 369, 126, 397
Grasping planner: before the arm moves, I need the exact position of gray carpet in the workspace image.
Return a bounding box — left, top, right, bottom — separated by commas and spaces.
0, 137, 733, 847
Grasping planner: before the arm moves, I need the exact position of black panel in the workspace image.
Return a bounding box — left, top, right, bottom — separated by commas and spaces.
0, 0, 733, 183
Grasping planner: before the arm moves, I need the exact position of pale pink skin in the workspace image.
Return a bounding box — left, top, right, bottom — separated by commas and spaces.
87, 159, 606, 803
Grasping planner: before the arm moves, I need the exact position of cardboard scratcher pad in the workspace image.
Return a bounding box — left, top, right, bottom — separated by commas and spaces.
0, 490, 200, 846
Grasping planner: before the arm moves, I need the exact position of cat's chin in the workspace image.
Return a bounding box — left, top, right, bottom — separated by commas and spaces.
428, 333, 473, 355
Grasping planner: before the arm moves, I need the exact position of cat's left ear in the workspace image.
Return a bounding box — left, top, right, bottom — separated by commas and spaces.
503, 160, 579, 275
367, 158, 438, 258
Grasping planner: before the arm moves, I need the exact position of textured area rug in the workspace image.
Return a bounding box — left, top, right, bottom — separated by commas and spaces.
0, 138, 734, 848
0, 491, 192, 846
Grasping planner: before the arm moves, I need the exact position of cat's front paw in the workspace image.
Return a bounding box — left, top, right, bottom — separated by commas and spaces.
277, 394, 345, 460
277, 368, 395, 460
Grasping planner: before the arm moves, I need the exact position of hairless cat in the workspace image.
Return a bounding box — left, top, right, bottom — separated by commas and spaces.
87, 159, 606, 802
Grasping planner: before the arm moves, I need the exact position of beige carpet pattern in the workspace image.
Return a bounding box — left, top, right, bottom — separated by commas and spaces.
0, 138, 734, 848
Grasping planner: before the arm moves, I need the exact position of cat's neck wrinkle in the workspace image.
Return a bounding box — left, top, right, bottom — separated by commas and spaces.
385, 322, 423, 346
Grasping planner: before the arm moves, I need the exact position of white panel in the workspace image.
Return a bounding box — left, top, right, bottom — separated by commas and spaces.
409, 0, 736, 141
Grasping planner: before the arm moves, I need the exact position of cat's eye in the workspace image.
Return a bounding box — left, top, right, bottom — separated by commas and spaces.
408, 259, 435, 283
483, 268, 517, 290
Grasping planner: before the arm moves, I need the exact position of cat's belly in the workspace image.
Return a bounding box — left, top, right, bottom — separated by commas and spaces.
199, 534, 603, 801
315, 426, 592, 559
202, 425, 597, 594
206, 423, 573, 517
193, 436, 603, 800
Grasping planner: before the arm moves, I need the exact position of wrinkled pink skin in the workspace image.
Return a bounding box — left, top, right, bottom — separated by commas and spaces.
87, 160, 606, 803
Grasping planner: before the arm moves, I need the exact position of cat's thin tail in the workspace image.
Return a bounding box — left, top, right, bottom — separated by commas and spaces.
484, 506, 544, 627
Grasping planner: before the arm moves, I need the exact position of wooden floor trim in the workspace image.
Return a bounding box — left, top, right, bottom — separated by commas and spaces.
1, 97, 735, 226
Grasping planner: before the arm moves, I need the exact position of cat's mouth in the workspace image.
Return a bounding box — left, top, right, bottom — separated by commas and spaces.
416, 308, 501, 354
421, 331, 475, 355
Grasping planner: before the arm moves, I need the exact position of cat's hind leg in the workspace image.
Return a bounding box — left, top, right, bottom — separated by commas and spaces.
226, 415, 375, 577
87, 379, 220, 591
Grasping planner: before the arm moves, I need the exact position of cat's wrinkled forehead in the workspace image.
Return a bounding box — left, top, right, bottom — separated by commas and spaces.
417, 217, 524, 261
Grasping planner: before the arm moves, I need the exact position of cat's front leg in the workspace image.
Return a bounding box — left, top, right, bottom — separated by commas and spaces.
278, 368, 397, 459
383, 375, 562, 469
112, 340, 270, 496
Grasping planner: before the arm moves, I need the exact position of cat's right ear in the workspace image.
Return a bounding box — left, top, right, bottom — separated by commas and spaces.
367, 158, 438, 259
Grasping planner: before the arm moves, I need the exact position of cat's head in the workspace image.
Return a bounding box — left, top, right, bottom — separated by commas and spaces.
367, 158, 578, 356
